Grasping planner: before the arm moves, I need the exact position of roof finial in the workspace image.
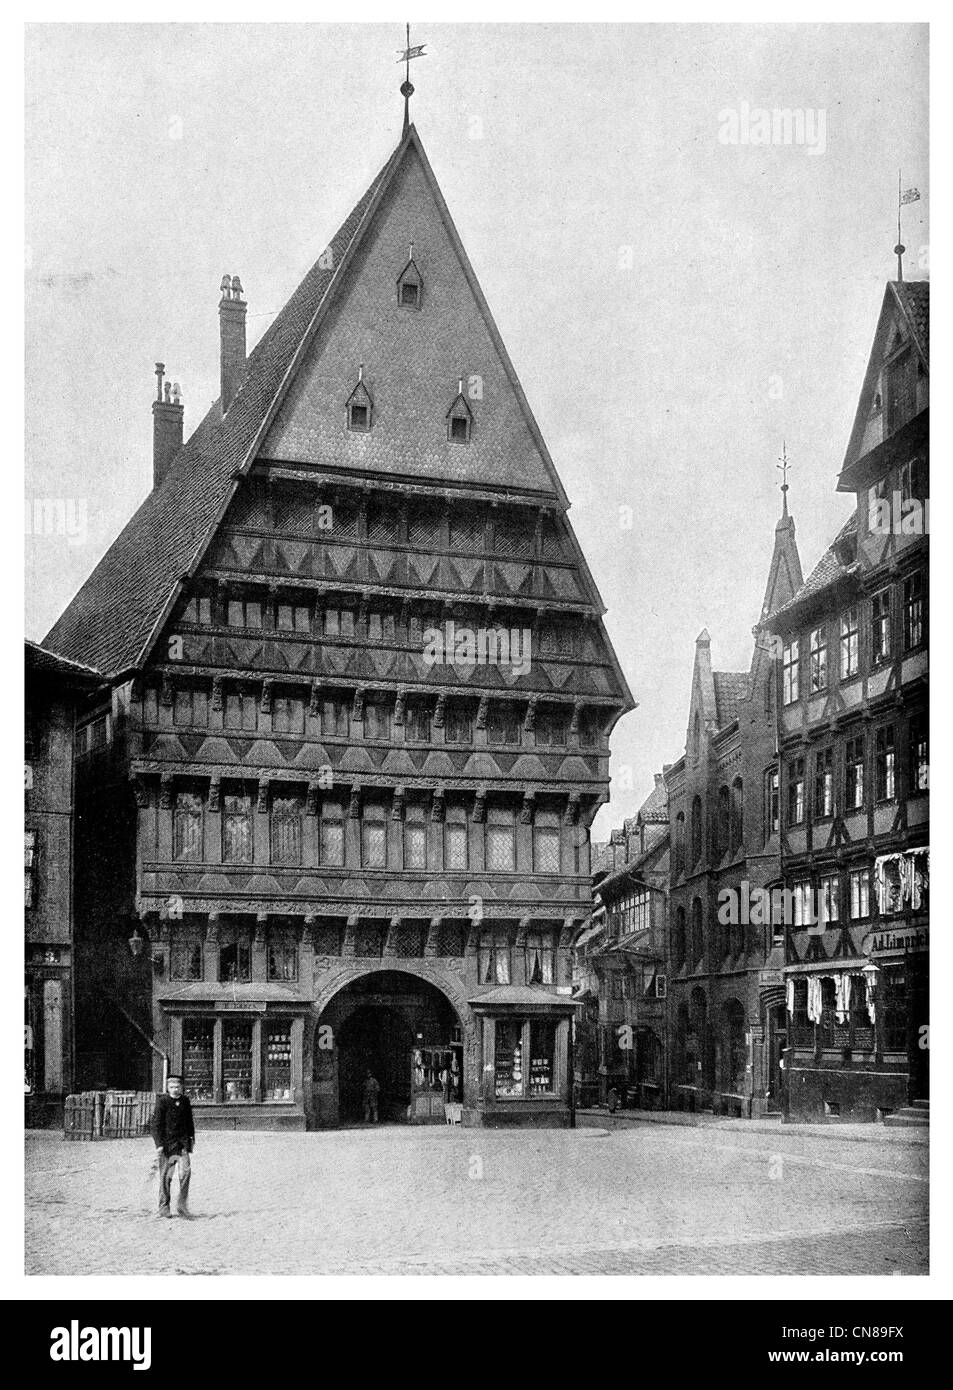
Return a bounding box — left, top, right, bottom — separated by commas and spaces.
896, 171, 921, 282
777, 441, 791, 517
398, 22, 427, 135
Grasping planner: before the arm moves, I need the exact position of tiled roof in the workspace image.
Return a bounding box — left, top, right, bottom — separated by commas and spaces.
712, 671, 748, 727
893, 280, 929, 364
42, 147, 396, 676
767, 511, 859, 624
25, 639, 103, 685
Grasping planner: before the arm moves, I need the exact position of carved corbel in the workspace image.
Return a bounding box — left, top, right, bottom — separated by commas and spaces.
352, 686, 365, 721
564, 792, 580, 826
211, 675, 223, 712
515, 916, 530, 949
392, 787, 405, 821
383, 914, 401, 955
301, 913, 316, 949
306, 780, 320, 816
255, 912, 268, 944
520, 791, 536, 825
560, 916, 579, 949
309, 680, 322, 716
424, 916, 442, 957
131, 775, 150, 809
208, 777, 221, 813
205, 913, 220, 944
257, 778, 269, 814
524, 698, 537, 733
159, 774, 174, 810
260, 679, 273, 714
476, 696, 488, 730
473, 788, 486, 823
160, 673, 174, 707
393, 690, 405, 726
431, 786, 446, 822
433, 693, 446, 728
343, 913, 358, 956
570, 701, 583, 735
348, 785, 361, 819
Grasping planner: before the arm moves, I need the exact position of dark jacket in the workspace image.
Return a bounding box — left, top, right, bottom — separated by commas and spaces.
150, 1093, 195, 1156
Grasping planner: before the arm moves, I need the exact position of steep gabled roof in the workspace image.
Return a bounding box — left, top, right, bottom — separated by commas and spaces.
839, 280, 929, 487
43, 147, 395, 676
43, 123, 629, 710
766, 511, 860, 627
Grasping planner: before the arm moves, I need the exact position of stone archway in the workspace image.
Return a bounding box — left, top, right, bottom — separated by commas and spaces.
308, 964, 470, 1128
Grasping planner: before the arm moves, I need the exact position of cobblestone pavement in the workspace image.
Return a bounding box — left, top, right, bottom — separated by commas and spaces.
25, 1123, 928, 1277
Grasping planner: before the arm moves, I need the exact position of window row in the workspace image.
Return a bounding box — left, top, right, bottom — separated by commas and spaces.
170, 927, 300, 983
169, 792, 567, 873
780, 571, 926, 706
181, 595, 586, 655
783, 715, 927, 826
144, 684, 603, 748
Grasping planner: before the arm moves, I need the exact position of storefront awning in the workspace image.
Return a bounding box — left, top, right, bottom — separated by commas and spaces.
468, 985, 579, 1012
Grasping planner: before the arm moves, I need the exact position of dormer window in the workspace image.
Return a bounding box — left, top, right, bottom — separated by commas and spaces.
345, 365, 373, 433
446, 380, 473, 445
396, 245, 422, 310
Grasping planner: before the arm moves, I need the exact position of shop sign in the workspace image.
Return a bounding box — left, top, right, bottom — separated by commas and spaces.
759, 970, 784, 987
869, 926, 928, 956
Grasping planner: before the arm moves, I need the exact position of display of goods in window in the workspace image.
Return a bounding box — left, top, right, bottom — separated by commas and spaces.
265, 1027, 292, 1099
223, 1024, 252, 1100
184, 1026, 214, 1100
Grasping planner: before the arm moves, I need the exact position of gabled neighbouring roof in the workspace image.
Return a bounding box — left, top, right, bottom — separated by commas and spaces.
839, 280, 929, 486
44, 124, 617, 689
765, 512, 860, 627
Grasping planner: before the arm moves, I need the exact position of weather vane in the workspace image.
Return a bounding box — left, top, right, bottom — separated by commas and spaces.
397, 23, 427, 135
895, 172, 921, 282
777, 441, 791, 516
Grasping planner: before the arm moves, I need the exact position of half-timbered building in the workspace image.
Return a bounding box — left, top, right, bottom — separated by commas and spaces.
43, 123, 633, 1128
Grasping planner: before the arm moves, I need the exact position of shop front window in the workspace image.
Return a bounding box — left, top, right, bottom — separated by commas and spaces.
493, 1018, 556, 1098
223, 1020, 253, 1101
264, 1023, 293, 1100
183, 1020, 214, 1100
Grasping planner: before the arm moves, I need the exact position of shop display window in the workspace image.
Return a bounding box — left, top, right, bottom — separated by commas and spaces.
183, 1020, 214, 1100
223, 1020, 253, 1101
264, 1024, 293, 1100
493, 1018, 557, 1098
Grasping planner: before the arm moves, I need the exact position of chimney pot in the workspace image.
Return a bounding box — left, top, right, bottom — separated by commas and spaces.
219, 273, 247, 413
152, 368, 184, 490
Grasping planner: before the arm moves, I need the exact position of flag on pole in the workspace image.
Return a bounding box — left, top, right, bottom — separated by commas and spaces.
398, 44, 427, 62
900, 188, 921, 205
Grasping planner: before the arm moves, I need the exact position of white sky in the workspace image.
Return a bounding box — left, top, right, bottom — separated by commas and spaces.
24, 22, 928, 841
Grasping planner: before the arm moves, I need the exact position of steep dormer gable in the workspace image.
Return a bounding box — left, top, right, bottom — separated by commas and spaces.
838, 281, 929, 493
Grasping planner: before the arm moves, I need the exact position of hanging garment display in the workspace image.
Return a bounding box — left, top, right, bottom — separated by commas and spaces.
834, 972, 852, 1025
806, 975, 823, 1024
865, 973, 877, 1027
786, 979, 795, 1017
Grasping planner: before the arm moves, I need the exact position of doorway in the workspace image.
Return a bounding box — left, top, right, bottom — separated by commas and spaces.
315, 970, 462, 1126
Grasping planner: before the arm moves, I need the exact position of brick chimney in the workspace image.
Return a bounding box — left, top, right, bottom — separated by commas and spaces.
219, 273, 247, 414
152, 363, 184, 490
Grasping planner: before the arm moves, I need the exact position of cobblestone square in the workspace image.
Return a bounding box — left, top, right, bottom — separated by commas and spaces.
25, 1121, 928, 1277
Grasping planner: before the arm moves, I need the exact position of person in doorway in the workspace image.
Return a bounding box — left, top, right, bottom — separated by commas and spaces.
362, 1070, 381, 1124
149, 1074, 195, 1218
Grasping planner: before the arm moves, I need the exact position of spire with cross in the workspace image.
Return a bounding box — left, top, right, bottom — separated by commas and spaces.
777, 441, 792, 517
397, 23, 427, 134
